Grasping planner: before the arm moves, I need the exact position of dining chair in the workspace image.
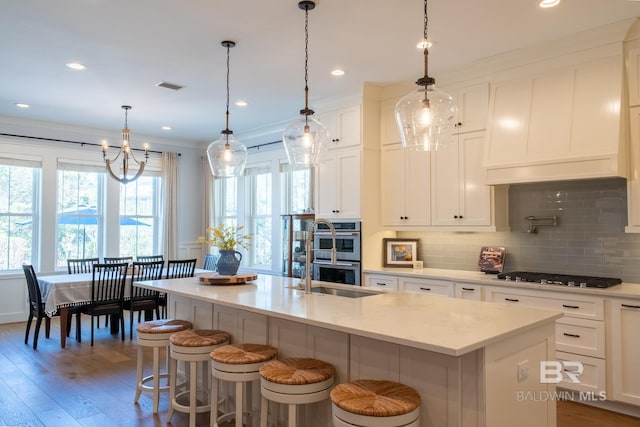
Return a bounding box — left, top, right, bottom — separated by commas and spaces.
22, 264, 79, 349
103, 256, 134, 264
67, 257, 100, 274
136, 255, 165, 262
202, 253, 219, 271
166, 258, 197, 279
123, 260, 164, 339
80, 262, 128, 345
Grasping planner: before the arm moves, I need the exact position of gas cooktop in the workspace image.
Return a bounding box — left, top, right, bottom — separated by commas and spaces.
496, 271, 622, 288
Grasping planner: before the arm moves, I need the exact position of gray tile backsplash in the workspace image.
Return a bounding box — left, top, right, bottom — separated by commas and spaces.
398, 178, 640, 282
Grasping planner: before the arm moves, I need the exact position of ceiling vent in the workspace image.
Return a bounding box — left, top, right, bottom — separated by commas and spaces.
155, 81, 185, 91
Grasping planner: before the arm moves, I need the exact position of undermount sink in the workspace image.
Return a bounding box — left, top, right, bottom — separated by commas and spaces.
311, 286, 376, 298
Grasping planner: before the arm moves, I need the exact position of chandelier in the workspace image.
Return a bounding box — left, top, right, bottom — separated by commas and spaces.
102, 105, 149, 184
282, 0, 329, 166
207, 40, 248, 177
395, 0, 457, 151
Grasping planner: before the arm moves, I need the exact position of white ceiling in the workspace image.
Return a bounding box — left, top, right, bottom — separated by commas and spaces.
1, 0, 640, 147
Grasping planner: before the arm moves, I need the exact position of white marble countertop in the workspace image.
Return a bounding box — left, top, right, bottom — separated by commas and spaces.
135, 274, 562, 357
363, 267, 640, 299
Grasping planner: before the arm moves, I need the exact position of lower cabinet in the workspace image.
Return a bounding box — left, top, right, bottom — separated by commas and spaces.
363, 273, 398, 290
607, 298, 640, 406
399, 277, 454, 297
455, 282, 484, 300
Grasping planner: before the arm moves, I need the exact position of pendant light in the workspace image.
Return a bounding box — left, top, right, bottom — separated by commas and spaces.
282, 0, 329, 166
395, 0, 457, 151
207, 40, 248, 177
102, 105, 149, 184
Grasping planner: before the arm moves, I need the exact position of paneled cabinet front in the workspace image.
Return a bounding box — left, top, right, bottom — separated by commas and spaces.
380, 143, 431, 227
316, 147, 361, 219
607, 298, 640, 406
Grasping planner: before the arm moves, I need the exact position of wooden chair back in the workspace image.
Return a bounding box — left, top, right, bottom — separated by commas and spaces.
67, 257, 99, 274
166, 258, 197, 279
202, 253, 219, 271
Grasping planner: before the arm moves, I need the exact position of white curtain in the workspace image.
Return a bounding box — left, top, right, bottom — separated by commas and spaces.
202, 156, 215, 251
162, 152, 179, 259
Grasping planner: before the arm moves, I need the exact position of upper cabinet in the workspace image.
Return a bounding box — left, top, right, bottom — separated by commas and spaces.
316, 147, 361, 219
441, 83, 489, 135
316, 104, 362, 150
482, 20, 633, 185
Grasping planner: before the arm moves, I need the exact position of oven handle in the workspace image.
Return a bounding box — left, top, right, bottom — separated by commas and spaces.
313, 260, 359, 267
314, 232, 360, 237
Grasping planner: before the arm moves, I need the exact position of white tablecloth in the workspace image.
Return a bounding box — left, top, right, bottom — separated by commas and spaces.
38, 269, 208, 316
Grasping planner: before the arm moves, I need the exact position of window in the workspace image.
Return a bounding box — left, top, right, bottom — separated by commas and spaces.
0, 161, 40, 270
247, 167, 272, 268
281, 164, 314, 214
119, 175, 161, 257
56, 168, 103, 267
215, 177, 238, 229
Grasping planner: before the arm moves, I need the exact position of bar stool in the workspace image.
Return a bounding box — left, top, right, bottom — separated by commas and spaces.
210, 343, 278, 427
134, 319, 192, 413
330, 380, 421, 427
168, 329, 231, 427
259, 357, 335, 427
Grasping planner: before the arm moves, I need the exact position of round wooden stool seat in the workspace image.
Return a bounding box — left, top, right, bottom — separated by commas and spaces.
259, 358, 335, 427
168, 329, 231, 427
210, 344, 278, 427
330, 380, 421, 427
134, 319, 192, 414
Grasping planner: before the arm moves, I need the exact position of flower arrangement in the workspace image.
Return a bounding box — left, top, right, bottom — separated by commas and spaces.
198, 224, 252, 251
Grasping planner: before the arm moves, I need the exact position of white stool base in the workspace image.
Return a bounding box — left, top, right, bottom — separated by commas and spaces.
332, 403, 420, 427
260, 376, 334, 427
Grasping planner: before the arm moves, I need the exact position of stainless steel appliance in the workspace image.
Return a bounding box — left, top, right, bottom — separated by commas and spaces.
313, 220, 361, 285
496, 271, 622, 288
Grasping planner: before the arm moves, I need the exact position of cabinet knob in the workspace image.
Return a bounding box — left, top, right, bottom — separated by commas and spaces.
332, 138, 340, 143
454, 215, 458, 219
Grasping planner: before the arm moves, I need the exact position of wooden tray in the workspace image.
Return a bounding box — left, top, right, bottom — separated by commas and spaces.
198, 273, 258, 285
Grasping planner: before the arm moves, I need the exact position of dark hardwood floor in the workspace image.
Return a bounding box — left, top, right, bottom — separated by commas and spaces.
1, 318, 639, 426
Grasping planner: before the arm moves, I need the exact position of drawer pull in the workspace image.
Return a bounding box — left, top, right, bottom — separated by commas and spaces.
622, 304, 640, 309
562, 304, 580, 309
375, 283, 387, 286
462, 287, 475, 291
563, 333, 581, 338
420, 287, 431, 291
505, 298, 519, 302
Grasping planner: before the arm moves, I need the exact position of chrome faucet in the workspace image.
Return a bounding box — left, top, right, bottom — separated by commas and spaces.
303, 219, 337, 294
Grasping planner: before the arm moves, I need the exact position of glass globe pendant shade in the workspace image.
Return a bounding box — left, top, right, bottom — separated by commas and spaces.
283, 115, 330, 166
206, 132, 248, 177
395, 85, 458, 151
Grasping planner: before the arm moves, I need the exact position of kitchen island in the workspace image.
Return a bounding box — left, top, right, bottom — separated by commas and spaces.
135, 274, 562, 426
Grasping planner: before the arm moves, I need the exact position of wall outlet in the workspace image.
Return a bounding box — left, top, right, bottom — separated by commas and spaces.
517, 360, 530, 382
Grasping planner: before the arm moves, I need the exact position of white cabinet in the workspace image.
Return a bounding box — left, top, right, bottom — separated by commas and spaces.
626, 107, 640, 232
454, 282, 484, 300
485, 286, 606, 394
363, 273, 398, 291
441, 83, 489, 135
316, 147, 361, 219
399, 277, 454, 297
316, 104, 361, 149
380, 143, 431, 227
608, 298, 640, 405
431, 131, 505, 227
483, 55, 626, 184
627, 46, 640, 107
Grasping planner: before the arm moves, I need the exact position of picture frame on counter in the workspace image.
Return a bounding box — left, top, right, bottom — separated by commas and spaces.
383, 238, 419, 268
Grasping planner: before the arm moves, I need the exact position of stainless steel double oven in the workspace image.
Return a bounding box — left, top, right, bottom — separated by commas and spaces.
312, 220, 361, 286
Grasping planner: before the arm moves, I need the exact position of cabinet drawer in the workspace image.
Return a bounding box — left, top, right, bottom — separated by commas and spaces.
400, 278, 453, 297
555, 317, 605, 358
556, 351, 606, 395
486, 287, 604, 320
455, 284, 484, 300
363, 274, 398, 290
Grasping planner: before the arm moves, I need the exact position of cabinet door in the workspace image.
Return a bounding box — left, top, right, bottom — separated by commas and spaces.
459, 131, 491, 225
454, 83, 489, 134
335, 149, 361, 218
381, 144, 406, 226
363, 273, 398, 290
317, 104, 361, 149
455, 283, 484, 300
431, 137, 462, 226
405, 148, 431, 226
626, 107, 640, 231
316, 153, 338, 218
609, 299, 640, 405
399, 277, 454, 297
627, 47, 640, 107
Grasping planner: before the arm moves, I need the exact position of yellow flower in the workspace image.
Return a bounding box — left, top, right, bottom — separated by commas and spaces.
198, 224, 253, 251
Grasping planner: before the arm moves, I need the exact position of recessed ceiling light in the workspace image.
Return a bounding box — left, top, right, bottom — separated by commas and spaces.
161, 126, 172, 131
539, 0, 560, 8
65, 62, 86, 70
416, 39, 433, 49
235, 100, 248, 107
331, 69, 345, 76
15, 103, 30, 109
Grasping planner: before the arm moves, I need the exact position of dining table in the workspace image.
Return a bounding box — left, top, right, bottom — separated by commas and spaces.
38, 268, 209, 348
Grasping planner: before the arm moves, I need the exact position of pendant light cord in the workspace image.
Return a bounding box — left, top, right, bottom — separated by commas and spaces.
299, 1, 315, 124
417, 0, 435, 88
225, 42, 231, 133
